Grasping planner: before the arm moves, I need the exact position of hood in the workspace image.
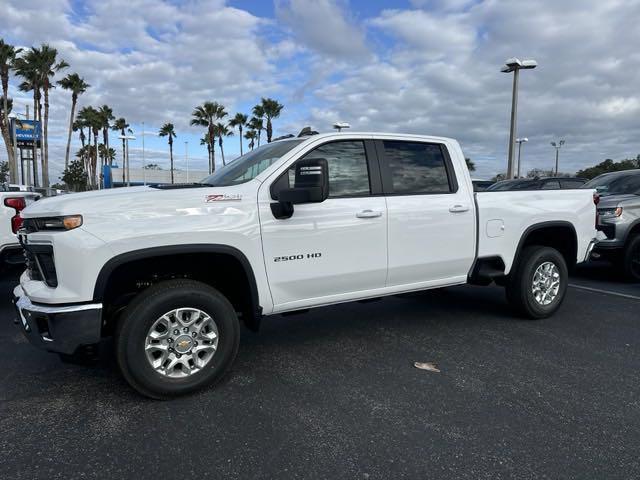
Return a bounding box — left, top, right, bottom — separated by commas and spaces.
21, 183, 256, 222
597, 193, 638, 208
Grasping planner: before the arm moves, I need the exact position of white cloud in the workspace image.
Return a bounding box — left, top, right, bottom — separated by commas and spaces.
275, 0, 369, 59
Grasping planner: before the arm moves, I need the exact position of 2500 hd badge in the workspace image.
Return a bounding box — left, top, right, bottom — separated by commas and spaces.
274, 252, 322, 262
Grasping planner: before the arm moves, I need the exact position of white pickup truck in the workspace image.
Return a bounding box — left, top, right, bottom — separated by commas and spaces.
13, 132, 598, 398
0, 189, 39, 268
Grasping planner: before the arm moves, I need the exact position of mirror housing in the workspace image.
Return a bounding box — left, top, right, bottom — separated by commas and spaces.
271, 158, 329, 219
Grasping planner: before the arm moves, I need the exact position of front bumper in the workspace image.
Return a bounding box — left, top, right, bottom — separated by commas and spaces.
12, 285, 103, 355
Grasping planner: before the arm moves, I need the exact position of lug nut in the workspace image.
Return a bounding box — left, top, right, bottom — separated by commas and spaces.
183, 327, 189, 333
173, 329, 180, 335
168, 337, 173, 343
192, 332, 197, 337
176, 353, 182, 358
168, 347, 174, 352
193, 341, 198, 346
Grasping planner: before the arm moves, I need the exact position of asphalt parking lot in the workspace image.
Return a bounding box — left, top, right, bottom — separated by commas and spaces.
1, 264, 639, 480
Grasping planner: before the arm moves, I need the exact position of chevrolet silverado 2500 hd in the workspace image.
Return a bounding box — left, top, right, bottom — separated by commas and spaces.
13, 132, 598, 398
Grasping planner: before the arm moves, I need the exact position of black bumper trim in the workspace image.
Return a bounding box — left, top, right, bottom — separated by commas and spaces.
13, 288, 103, 355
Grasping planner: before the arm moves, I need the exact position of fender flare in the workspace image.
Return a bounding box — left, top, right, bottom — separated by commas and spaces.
92, 244, 261, 318
511, 220, 578, 271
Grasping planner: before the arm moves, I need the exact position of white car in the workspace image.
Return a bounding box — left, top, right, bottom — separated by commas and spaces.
13, 132, 598, 398
0, 191, 39, 268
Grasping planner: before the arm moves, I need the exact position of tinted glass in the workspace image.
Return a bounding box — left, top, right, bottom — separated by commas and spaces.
561, 179, 586, 189
541, 180, 561, 190
200, 139, 305, 187
487, 179, 536, 191
583, 172, 640, 196
383, 141, 451, 194
294, 141, 370, 197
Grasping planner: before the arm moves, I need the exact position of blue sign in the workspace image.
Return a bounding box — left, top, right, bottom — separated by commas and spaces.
11, 118, 41, 145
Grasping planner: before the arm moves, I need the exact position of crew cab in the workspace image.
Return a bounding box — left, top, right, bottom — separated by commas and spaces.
13, 132, 598, 398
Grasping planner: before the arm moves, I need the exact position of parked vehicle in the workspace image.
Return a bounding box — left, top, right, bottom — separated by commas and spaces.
487, 177, 586, 191
13, 132, 598, 398
0, 191, 40, 268
472, 179, 495, 191
584, 169, 640, 281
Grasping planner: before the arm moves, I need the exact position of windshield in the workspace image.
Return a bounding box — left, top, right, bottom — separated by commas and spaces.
583, 172, 640, 196
487, 179, 535, 191
200, 140, 305, 187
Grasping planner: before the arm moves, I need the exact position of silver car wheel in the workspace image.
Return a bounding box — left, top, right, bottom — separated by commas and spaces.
144, 308, 219, 378
531, 261, 561, 306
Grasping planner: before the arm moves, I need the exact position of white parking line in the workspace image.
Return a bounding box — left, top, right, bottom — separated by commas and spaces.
569, 284, 640, 301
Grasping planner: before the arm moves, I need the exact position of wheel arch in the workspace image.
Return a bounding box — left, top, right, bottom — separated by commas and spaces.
93, 244, 262, 331
510, 221, 578, 274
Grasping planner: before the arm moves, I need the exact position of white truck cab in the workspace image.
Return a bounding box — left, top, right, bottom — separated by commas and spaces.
13, 132, 598, 398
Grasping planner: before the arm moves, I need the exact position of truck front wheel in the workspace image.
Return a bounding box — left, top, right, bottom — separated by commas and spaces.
505, 246, 568, 319
116, 279, 240, 399
621, 235, 640, 282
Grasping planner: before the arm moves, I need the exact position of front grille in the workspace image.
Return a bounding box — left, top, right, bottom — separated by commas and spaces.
24, 244, 58, 287
597, 223, 616, 240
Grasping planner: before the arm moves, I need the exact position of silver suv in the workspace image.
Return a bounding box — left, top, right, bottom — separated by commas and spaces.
585, 169, 640, 281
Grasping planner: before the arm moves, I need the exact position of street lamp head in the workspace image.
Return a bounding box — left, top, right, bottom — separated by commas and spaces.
559, 139, 565, 146
502, 58, 537, 72
516, 137, 529, 143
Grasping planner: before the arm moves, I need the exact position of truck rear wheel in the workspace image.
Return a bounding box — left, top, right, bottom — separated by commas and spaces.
621, 235, 640, 282
116, 279, 240, 399
505, 246, 568, 319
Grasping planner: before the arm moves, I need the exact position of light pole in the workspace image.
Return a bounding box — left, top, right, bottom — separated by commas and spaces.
515, 137, 528, 178
501, 57, 537, 179
185, 141, 189, 182
551, 139, 565, 175
139, 124, 157, 185
118, 134, 136, 187
333, 122, 350, 132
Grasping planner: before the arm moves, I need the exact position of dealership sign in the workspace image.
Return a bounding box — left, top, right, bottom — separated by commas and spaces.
10, 119, 41, 147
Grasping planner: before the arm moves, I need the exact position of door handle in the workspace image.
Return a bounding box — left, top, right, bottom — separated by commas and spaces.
356, 209, 382, 219
449, 204, 469, 213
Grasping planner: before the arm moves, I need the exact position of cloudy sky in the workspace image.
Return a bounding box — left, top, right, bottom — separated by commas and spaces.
1, 0, 639, 182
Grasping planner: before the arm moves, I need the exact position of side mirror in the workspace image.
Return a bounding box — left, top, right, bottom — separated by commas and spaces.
271, 158, 329, 219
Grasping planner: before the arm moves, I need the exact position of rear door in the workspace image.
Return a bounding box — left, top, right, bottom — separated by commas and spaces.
258, 139, 388, 310
376, 139, 475, 287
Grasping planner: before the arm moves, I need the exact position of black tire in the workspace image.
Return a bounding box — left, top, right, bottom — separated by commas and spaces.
505, 246, 568, 319
621, 235, 640, 283
116, 279, 240, 399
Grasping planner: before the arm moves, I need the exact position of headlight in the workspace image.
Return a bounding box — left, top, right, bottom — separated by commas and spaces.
24, 215, 83, 232
598, 207, 622, 218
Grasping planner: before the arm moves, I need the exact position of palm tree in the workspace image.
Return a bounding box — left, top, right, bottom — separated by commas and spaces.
248, 116, 264, 147
244, 130, 257, 151
190, 101, 226, 173
77, 106, 100, 188
259, 97, 284, 143
112, 117, 129, 182
228, 113, 248, 156
0, 39, 21, 180
32, 45, 68, 187
158, 123, 177, 184
214, 122, 232, 165
200, 134, 212, 165
13, 51, 41, 187
98, 144, 116, 165
57, 73, 89, 168
98, 105, 114, 165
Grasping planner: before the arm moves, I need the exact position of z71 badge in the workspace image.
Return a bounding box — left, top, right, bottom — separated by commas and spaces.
205, 193, 242, 202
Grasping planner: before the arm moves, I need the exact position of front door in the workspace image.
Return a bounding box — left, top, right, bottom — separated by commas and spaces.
258, 139, 388, 311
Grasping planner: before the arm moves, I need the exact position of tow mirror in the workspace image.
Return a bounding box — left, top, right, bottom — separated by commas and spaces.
271, 158, 329, 219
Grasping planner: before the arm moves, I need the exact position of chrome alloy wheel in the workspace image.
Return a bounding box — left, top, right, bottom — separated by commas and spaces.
531, 261, 561, 306
145, 308, 219, 378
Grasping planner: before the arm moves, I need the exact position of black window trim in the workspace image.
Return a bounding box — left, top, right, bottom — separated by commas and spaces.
373, 139, 459, 196
270, 139, 383, 200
